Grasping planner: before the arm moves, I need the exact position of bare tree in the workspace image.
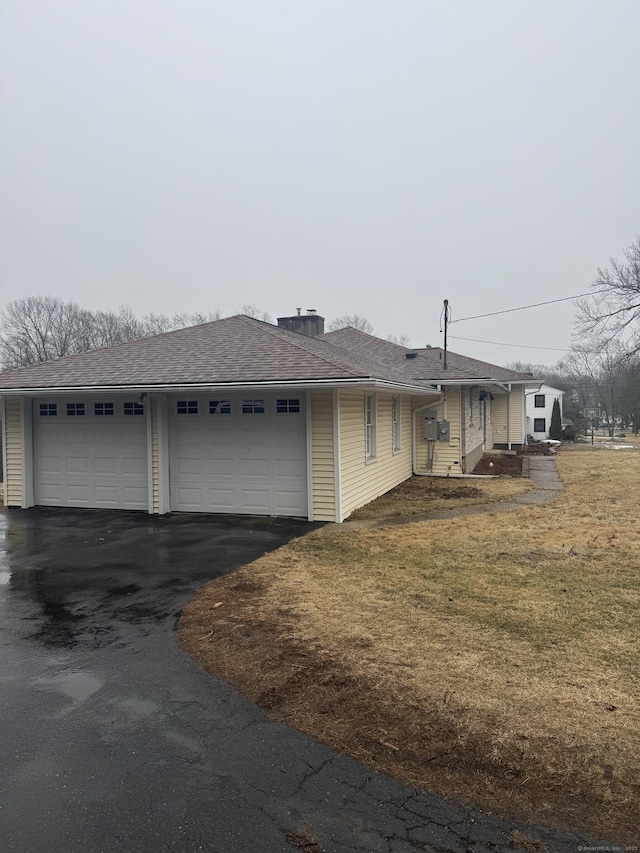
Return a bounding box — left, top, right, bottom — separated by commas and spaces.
326, 314, 374, 334
575, 237, 640, 353
139, 310, 221, 336
0, 296, 224, 368
0, 296, 89, 367
387, 333, 411, 346
240, 304, 272, 323
561, 338, 634, 436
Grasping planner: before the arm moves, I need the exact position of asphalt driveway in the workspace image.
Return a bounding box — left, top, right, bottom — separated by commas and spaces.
0, 508, 597, 853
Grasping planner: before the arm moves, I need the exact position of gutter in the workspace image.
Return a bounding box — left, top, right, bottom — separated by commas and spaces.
0, 378, 443, 397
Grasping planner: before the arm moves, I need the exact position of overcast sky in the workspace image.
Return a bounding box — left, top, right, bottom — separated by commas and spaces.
1, 0, 639, 367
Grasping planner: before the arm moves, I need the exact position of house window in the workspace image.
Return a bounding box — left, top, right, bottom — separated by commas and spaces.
276, 398, 300, 413
534, 418, 546, 433
209, 400, 231, 414
392, 396, 401, 452
242, 399, 265, 414
534, 395, 545, 408
176, 400, 198, 415
365, 394, 377, 460
94, 402, 114, 416
39, 403, 57, 417
66, 402, 85, 416
124, 402, 144, 416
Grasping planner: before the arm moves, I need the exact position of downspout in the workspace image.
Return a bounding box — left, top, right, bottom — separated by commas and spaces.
507, 384, 511, 450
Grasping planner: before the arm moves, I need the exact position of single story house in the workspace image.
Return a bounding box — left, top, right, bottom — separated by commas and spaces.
0, 312, 538, 522
525, 384, 564, 440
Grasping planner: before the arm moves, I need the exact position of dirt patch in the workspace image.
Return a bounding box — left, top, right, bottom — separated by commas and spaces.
347, 472, 532, 520
472, 454, 523, 476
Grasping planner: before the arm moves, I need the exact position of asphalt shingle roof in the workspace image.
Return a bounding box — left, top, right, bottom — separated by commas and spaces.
321, 328, 536, 383
0, 316, 425, 391
0, 317, 537, 393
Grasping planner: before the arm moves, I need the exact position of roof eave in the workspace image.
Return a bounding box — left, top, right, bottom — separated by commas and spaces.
0, 377, 441, 397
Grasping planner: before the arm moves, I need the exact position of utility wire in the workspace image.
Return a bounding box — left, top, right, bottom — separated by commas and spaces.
449, 291, 600, 324
448, 335, 572, 352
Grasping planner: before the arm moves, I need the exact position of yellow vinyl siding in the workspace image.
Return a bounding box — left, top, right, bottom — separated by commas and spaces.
413, 387, 462, 475
150, 396, 159, 513
5, 397, 23, 507
339, 391, 413, 519
493, 393, 508, 445
310, 392, 336, 522
509, 386, 525, 444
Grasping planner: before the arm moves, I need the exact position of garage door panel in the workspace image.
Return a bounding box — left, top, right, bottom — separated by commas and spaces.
94, 456, 117, 475
93, 428, 117, 445
206, 488, 237, 510
65, 427, 88, 445
240, 489, 270, 512
123, 486, 148, 507
39, 456, 62, 474
275, 459, 305, 479
170, 397, 308, 516
38, 483, 63, 502
34, 403, 148, 511
94, 485, 118, 504
240, 459, 269, 478
123, 457, 146, 476
208, 458, 234, 476
67, 484, 90, 502
275, 489, 307, 515
66, 456, 89, 474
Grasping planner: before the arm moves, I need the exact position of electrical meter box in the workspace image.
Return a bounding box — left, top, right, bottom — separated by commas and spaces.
424, 417, 451, 441
423, 415, 438, 440
437, 420, 450, 440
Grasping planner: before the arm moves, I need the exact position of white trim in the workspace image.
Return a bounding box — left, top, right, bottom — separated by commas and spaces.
305, 390, 313, 521
391, 395, 401, 454
365, 393, 377, 462
21, 398, 35, 508
1, 397, 7, 508
146, 397, 154, 514
155, 394, 170, 514
333, 389, 342, 523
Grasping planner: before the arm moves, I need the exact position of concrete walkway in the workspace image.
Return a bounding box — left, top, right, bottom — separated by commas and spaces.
342, 455, 564, 529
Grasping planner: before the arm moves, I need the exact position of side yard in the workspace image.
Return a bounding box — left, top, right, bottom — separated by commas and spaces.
178, 449, 640, 843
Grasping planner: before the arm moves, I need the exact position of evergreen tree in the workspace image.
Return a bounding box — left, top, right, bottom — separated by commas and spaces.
549, 398, 562, 440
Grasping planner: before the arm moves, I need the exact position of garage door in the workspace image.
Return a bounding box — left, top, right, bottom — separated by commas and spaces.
33, 398, 148, 510
169, 394, 307, 516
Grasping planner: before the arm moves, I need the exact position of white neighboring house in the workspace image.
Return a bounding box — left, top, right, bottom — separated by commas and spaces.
526, 384, 564, 440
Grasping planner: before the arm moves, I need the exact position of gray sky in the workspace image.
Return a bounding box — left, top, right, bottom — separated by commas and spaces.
2, 0, 639, 367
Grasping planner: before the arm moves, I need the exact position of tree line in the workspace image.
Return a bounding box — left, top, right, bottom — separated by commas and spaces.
508, 236, 640, 435
0, 298, 394, 370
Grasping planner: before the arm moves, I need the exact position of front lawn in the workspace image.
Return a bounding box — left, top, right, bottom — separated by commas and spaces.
178, 448, 640, 843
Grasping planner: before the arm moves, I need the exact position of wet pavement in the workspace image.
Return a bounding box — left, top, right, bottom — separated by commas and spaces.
0, 507, 607, 853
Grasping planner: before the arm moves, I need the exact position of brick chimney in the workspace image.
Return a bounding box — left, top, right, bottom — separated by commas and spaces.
277, 308, 325, 337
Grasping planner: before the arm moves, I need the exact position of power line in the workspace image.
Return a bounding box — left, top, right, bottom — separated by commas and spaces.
449, 335, 572, 352
449, 291, 600, 324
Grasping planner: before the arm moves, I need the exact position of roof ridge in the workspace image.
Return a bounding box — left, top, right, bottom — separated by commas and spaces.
324, 326, 410, 352
237, 316, 375, 377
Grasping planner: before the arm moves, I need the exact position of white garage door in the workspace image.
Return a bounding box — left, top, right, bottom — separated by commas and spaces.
169, 394, 307, 517
34, 398, 148, 510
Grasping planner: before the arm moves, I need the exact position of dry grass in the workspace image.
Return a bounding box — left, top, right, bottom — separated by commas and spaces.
347, 472, 533, 520
179, 447, 640, 843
